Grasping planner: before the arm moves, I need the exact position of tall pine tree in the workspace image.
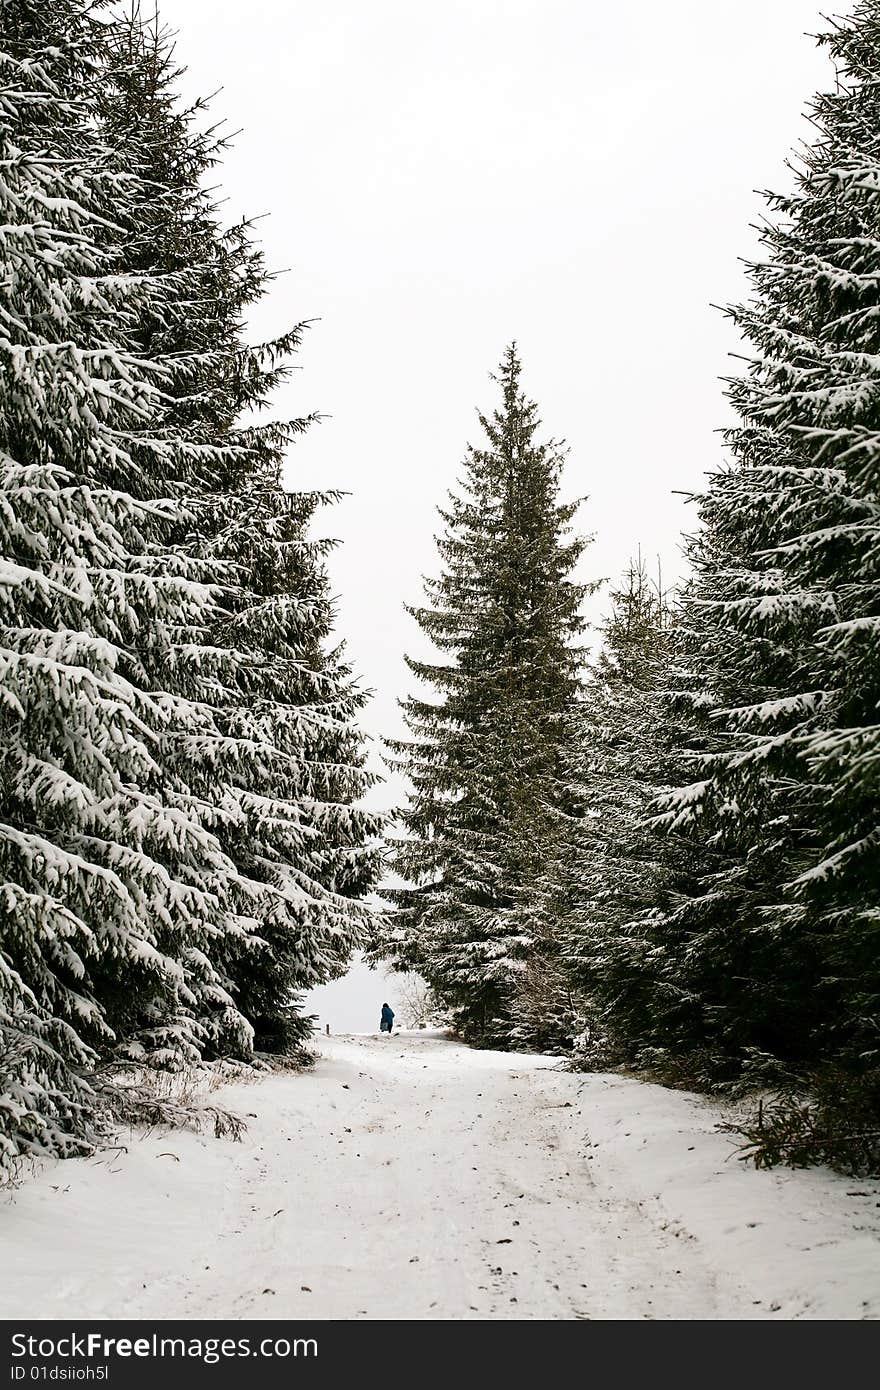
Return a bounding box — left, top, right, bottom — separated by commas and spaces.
96, 10, 382, 1054
0, 0, 380, 1175
378, 346, 590, 1044
0, 0, 256, 1173
634, 1, 880, 1099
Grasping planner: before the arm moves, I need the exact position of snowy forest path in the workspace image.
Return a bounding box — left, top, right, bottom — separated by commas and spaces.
4, 1032, 879, 1320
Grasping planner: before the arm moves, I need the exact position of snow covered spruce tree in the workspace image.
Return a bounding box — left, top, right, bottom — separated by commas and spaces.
540, 558, 681, 1065
0, 0, 260, 1174
0, 0, 378, 1175
96, 11, 382, 1054
642, 3, 880, 1113
378, 347, 590, 1045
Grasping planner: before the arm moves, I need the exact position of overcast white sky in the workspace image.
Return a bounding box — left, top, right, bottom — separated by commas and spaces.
164, 0, 846, 1025
165, 0, 842, 800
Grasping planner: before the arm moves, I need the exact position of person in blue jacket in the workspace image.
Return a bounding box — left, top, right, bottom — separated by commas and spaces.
380, 1002, 395, 1034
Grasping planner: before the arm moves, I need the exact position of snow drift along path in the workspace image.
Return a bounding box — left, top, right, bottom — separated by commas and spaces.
3, 1031, 879, 1320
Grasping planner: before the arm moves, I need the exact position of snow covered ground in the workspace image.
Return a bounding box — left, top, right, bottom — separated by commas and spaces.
3, 1031, 879, 1320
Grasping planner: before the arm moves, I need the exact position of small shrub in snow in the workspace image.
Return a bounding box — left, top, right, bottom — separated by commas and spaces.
727, 1070, 880, 1179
